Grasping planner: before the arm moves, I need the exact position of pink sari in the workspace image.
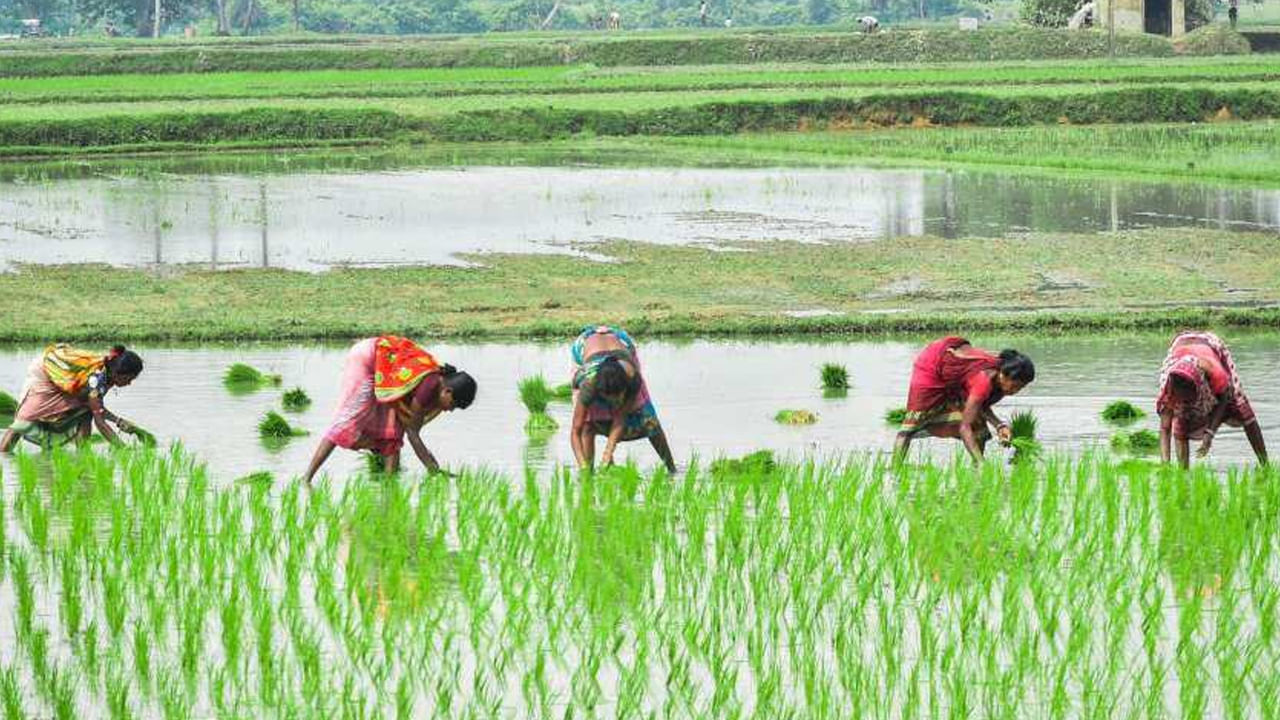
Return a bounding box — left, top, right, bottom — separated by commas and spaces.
325, 338, 441, 456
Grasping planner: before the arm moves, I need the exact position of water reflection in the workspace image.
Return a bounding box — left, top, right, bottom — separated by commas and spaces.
1, 167, 1277, 271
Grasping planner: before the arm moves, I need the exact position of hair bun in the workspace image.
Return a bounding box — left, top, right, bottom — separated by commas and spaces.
440, 363, 458, 377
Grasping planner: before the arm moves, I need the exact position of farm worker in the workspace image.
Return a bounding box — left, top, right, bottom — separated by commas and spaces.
302, 336, 477, 481
893, 337, 1036, 464
570, 325, 677, 474
1229, 0, 1239, 28
1157, 330, 1266, 468
1, 344, 145, 451
608, 10, 621, 28
699, 0, 709, 25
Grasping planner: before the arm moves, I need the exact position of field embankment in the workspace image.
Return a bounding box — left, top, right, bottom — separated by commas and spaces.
0, 28, 1177, 77
2, 227, 1278, 342
1, 55, 1279, 154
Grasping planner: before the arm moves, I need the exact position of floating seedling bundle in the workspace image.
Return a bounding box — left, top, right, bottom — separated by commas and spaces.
282, 387, 312, 412
1102, 400, 1146, 424
258, 411, 308, 439
820, 363, 849, 397
774, 409, 818, 425
223, 363, 282, 393
518, 375, 559, 432
1112, 428, 1160, 454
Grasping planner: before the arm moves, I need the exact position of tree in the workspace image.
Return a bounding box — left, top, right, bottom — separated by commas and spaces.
805, 0, 833, 23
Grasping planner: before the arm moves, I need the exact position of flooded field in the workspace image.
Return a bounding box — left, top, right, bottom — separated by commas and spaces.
1, 165, 1279, 270
2, 332, 1276, 480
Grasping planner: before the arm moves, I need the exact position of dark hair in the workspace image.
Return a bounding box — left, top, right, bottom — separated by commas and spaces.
107, 344, 144, 378
596, 357, 633, 397
440, 364, 476, 410
1169, 372, 1195, 394
998, 349, 1035, 384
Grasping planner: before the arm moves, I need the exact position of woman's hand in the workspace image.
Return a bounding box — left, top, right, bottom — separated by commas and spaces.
116, 418, 134, 434
996, 424, 1012, 446
1197, 432, 1214, 458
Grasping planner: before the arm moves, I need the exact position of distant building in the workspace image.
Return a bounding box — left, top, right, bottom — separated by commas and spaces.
1097, 0, 1186, 39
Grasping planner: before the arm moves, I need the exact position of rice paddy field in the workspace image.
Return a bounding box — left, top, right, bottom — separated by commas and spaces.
3, 444, 1280, 718
3, 24, 1280, 718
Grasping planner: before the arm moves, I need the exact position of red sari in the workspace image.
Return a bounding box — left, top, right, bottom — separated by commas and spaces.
324, 337, 444, 456
1157, 331, 1255, 440
901, 336, 1001, 438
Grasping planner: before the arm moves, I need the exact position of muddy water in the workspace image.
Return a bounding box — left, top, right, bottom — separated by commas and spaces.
1, 332, 1275, 480
1, 166, 1278, 271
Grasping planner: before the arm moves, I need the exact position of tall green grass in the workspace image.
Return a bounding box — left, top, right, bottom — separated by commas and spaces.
0, 445, 1277, 715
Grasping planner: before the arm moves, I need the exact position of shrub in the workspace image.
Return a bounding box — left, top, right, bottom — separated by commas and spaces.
1180, 24, 1252, 56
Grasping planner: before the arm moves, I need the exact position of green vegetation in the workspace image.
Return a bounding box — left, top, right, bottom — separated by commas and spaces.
1112, 428, 1161, 454
884, 406, 908, 426
223, 363, 283, 391
774, 409, 818, 424
257, 410, 307, 439
123, 424, 157, 447
551, 383, 574, 401
235, 470, 275, 485
0, 390, 16, 415
1008, 409, 1041, 464
2, 226, 1278, 342
1, 445, 1276, 716
281, 387, 312, 412
0, 29, 1176, 79
820, 362, 849, 390
1102, 399, 1146, 424
519, 374, 560, 432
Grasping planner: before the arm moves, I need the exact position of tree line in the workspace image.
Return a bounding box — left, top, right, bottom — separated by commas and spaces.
1, 0, 989, 37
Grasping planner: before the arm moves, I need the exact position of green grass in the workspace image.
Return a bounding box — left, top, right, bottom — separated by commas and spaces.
2, 444, 1276, 716
1, 226, 1278, 342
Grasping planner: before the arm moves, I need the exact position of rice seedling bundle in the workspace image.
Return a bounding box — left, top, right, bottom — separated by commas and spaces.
223, 363, 282, 392
519, 375, 559, 431
257, 411, 307, 439
1102, 400, 1146, 424
0, 390, 17, 415
1111, 428, 1160, 454
884, 406, 908, 426
774, 409, 818, 425
2, 444, 1278, 717
820, 363, 849, 391
281, 387, 312, 412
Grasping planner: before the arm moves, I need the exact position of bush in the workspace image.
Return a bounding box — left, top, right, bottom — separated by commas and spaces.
1180, 24, 1252, 55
